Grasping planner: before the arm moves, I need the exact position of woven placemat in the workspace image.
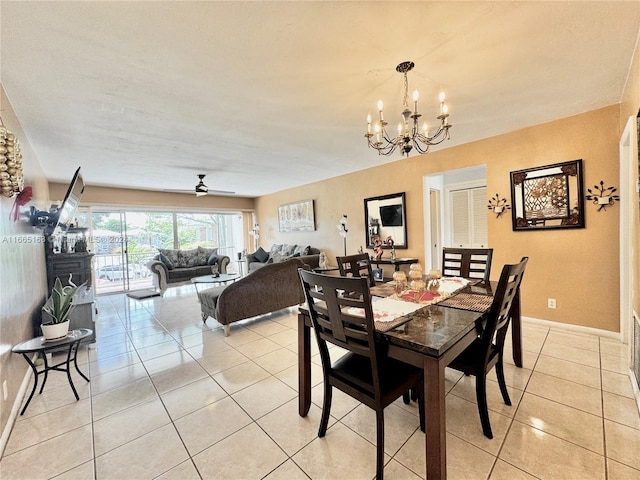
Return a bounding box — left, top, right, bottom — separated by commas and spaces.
375, 315, 415, 332
437, 292, 493, 312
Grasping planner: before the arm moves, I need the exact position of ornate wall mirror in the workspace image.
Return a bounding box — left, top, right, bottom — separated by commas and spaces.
510, 159, 585, 231
364, 192, 408, 248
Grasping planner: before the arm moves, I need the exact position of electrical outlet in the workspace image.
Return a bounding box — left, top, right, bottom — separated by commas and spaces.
2, 380, 8, 401
548, 298, 556, 309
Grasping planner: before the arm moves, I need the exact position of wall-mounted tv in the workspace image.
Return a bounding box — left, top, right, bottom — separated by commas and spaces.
379, 204, 403, 226
52, 167, 84, 234
31, 167, 85, 235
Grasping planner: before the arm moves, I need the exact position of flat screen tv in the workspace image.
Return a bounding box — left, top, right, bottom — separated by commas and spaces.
379, 204, 403, 226
51, 167, 84, 234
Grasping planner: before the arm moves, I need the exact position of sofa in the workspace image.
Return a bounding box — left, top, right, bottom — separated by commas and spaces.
198, 257, 310, 336
146, 246, 230, 294
246, 243, 321, 273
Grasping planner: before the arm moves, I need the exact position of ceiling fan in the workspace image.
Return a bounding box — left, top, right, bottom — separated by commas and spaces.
164, 174, 235, 196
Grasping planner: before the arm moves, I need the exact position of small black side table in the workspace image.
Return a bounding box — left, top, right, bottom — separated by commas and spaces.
12, 328, 92, 415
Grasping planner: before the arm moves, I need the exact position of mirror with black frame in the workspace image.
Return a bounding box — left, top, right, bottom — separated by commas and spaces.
364, 192, 407, 249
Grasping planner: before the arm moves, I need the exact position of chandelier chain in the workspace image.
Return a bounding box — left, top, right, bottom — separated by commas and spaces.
402, 72, 409, 109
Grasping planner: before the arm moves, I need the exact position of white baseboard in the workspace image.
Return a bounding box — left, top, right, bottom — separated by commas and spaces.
0, 355, 35, 458
522, 316, 624, 342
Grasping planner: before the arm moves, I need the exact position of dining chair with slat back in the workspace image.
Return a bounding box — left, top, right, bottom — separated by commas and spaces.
448, 256, 528, 439
336, 252, 376, 287
442, 247, 494, 283
298, 269, 425, 480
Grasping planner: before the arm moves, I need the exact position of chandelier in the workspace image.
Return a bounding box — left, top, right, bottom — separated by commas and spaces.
365, 61, 452, 157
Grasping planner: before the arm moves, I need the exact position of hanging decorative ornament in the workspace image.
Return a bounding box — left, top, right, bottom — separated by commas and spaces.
0, 123, 25, 198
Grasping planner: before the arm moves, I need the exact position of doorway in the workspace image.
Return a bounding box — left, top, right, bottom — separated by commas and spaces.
424, 165, 487, 270
619, 115, 637, 344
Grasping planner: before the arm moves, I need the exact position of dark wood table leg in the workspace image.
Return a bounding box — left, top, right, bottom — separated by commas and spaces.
298, 312, 311, 417
424, 356, 447, 480
511, 288, 523, 367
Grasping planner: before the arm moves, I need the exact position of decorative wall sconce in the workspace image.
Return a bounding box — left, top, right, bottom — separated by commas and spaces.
487, 193, 511, 218
585, 181, 620, 211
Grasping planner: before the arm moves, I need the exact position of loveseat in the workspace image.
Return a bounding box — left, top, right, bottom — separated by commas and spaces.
146, 246, 230, 294
246, 243, 320, 273
198, 257, 310, 336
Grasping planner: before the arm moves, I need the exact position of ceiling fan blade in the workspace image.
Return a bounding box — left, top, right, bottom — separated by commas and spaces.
163, 188, 236, 195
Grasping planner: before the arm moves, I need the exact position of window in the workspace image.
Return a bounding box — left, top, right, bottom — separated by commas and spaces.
84, 209, 245, 294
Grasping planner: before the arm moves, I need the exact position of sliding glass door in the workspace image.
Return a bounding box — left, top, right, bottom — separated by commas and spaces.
86, 209, 244, 295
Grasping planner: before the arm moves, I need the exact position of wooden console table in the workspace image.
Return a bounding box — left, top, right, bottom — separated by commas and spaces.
371, 257, 418, 271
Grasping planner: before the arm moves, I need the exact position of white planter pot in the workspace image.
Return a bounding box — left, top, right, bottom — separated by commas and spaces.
41, 320, 70, 341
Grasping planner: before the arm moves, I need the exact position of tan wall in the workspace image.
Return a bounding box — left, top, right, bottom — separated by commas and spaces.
620, 35, 640, 319
49, 184, 255, 212
257, 105, 621, 332
0, 85, 50, 440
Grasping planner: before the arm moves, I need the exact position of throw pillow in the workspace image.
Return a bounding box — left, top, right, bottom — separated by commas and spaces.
198, 246, 219, 265
293, 245, 309, 256
269, 244, 282, 256
253, 246, 269, 263
158, 252, 174, 270
177, 248, 200, 268
281, 244, 296, 256
158, 248, 180, 268
270, 251, 289, 263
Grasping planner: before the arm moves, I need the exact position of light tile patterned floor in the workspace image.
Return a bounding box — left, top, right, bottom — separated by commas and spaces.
2, 284, 640, 479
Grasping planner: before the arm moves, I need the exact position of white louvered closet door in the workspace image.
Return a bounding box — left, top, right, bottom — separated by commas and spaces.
450, 186, 488, 248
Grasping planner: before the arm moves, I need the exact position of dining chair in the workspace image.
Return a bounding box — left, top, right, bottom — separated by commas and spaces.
442, 247, 493, 283
336, 252, 376, 287
448, 256, 528, 439
298, 269, 425, 480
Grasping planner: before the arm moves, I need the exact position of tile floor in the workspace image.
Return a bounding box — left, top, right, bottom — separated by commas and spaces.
2, 284, 640, 479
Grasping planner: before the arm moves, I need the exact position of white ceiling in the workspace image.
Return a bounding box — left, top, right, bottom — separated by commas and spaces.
1, 1, 639, 198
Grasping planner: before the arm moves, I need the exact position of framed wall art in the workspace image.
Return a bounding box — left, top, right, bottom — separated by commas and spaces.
278, 199, 315, 232
510, 159, 585, 231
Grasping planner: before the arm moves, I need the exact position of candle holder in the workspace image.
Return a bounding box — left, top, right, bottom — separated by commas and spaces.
427, 269, 441, 293
409, 263, 424, 292
392, 271, 407, 295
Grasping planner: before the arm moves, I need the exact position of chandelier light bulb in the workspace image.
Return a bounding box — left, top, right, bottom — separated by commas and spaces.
442, 104, 448, 115
413, 90, 419, 102
377, 100, 384, 111
439, 91, 445, 102
397, 123, 402, 134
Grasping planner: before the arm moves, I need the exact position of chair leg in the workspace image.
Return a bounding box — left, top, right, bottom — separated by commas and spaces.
496, 360, 512, 406
376, 409, 385, 480
417, 383, 425, 433
402, 391, 410, 404
475, 374, 493, 439
318, 382, 332, 437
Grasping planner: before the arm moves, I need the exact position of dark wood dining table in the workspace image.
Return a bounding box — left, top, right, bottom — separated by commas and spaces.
297, 281, 522, 480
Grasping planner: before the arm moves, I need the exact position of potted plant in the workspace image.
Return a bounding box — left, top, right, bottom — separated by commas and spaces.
41, 277, 85, 340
